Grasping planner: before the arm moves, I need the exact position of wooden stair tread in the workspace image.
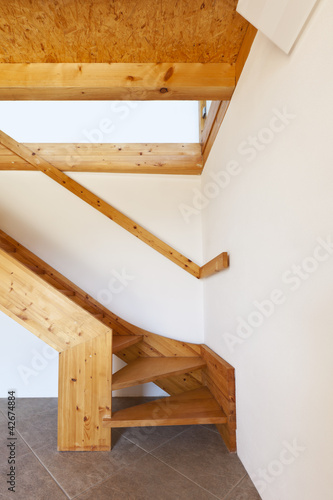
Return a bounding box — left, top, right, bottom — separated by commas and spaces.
112, 356, 206, 390
103, 387, 227, 427
112, 335, 143, 353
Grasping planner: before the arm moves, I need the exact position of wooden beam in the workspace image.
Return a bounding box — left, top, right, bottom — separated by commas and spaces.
0, 131, 228, 279
58, 331, 112, 451
198, 101, 207, 143
235, 24, 258, 84
0, 63, 235, 100
202, 101, 230, 165
0, 143, 203, 175
199, 252, 229, 279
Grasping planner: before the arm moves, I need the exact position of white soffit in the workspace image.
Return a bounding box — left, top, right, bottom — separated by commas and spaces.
236, 0, 318, 54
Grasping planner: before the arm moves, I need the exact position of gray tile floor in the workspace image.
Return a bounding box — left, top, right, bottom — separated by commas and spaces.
0, 398, 261, 499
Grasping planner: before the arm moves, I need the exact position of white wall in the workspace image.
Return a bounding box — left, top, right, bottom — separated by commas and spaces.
0, 102, 203, 397
201, 1, 333, 499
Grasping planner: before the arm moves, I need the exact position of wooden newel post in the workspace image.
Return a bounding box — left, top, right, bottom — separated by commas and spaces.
58, 331, 112, 451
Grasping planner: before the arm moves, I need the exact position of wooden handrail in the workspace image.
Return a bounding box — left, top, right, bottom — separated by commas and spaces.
0, 130, 229, 279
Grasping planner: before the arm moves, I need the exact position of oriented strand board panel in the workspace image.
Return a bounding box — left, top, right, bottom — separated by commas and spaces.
0, 0, 248, 63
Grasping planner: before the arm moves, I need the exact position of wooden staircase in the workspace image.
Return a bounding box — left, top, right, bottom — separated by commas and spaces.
0, 229, 236, 452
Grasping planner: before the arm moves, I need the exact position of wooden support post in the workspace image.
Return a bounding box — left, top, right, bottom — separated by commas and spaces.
58, 331, 112, 451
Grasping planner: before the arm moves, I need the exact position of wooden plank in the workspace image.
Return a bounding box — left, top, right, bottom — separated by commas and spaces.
201, 345, 236, 452
0, 248, 112, 352
200, 252, 229, 279
0, 143, 203, 175
112, 357, 206, 391
0, 1, 248, 65
154, 371, 203, 396
112, 335, 143, 354
199, 101, 207, 143
0, 63, 235, 100
202, 101, 230, 165
235, 24, 258, 84
0, 131, 201, 278
201, 101, 221, 149
103, 387, 227, 428
58, 331, 112, 451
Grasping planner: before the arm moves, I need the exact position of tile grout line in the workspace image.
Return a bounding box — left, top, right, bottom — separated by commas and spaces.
221, 474, 248, 500
119, 425, 192, 453
148, 453, 222, 500
69, 448, 151, 499
200, 424, 220, 435
14, 428, 71, 500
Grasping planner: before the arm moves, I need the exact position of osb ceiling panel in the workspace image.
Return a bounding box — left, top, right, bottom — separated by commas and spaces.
0, 0, 248, 63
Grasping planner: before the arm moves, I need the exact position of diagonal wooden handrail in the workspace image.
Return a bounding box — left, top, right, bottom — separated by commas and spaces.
0, 130, 228, 278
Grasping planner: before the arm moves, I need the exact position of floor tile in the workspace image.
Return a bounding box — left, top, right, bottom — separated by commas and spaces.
117, 424, 190, 452
75, 453, 217, 500
0, 398, 57, 420
34, 432, 147, 498
0, 450, 67, 499
152, 426, 247, 499
0, 401, 6, 419
201, 424, 220, 433
16, 408, 58, 451
0, 415, 31, 468
224, 475, 262, 500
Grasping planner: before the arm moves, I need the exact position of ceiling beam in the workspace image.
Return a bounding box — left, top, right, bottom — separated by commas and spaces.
0, 143, 203, 175
0, 63, 235, 101
235, 24, 258, 83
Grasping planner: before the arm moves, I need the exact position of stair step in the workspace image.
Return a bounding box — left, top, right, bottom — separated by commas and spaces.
112, 335, 143, 354
112, 356, 206, 390
103, 387, 227, 427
